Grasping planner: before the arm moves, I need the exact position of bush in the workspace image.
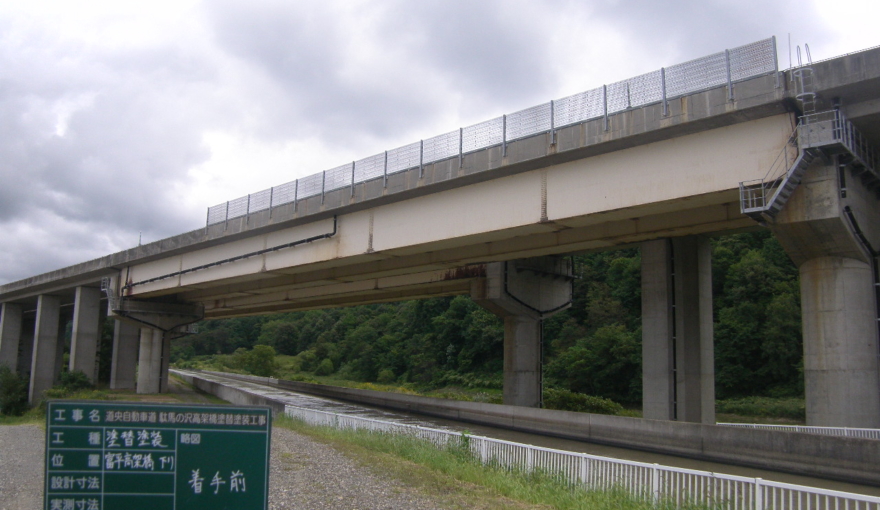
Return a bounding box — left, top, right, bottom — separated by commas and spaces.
716, 397, 805, 421
0, 366, 29, 416
59, 370, 94, 392
376, 368, 395, 384
314, 358, 335, 376
543, 388, 624, 415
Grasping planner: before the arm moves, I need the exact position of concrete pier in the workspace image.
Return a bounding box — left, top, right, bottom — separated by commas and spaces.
29, 295, 61, 403
136, 328, 164, 394
69, 287, 101, 381
641, 236, 715, 424
110, 321, 140, 390
773, 158, 880, 427
473, 257, 572, 407
0, 303, 22, 371
17, 316, 35, 376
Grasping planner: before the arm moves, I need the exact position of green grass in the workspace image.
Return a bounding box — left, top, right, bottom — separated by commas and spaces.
716, 397, 805, 423
275, 414, 719, 510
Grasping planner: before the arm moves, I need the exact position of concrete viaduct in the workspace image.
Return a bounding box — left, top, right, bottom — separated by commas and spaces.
2, 40, 879, 428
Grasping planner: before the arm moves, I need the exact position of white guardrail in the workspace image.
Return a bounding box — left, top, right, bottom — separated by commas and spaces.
207, 37, 779, 226
719, 423, 880, 441
285, 405, 880, 510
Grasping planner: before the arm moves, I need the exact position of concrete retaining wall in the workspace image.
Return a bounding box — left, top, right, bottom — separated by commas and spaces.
188, 371, 880, 486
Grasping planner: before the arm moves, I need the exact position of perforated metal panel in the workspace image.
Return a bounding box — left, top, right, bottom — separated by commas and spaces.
354, 153, 384, 183
506, 103, 551, 142
248, 189, 272, 213
324, 163, 352, 192
462, 117, 503, 153
387, 142, 421, 175
423, 130, 459, 164
271, 181, 297, 206
226, 196, 249, 219
554, 88, 604, 128
623, 70, 663, 108
729, 37, 776, 82
297, 173, 323, 199
207, 204, 227, 225
665, 51, 728, 98
605, 80, 632, 114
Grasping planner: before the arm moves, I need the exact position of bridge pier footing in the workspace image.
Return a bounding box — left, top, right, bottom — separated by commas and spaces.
641, 236, 715, 424
773, 158, 880, 427
472, 257, 572, 407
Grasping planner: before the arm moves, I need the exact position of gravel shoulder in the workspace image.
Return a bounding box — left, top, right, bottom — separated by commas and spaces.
0, 424, 450, 510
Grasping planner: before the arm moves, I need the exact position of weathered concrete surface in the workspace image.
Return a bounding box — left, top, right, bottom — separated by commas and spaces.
110, 320, 139, 390
0, 302, 22, 371
29, 295, 60, 403
69, 286, 100, 381
773, 159, 880, 427
191, 371, 880, 487
641, 237, 715, 424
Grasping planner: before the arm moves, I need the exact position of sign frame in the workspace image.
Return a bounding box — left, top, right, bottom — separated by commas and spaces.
44, 400, 272, 510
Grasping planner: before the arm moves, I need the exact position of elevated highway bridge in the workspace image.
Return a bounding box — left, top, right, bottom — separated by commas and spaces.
2, 38, 880, 430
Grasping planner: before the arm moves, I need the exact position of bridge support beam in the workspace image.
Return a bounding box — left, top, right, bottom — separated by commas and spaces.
0, 303, 23, 371
110, 320, 139, 390
137, 328, 165, 394
773, 159, 880, 427
29, 295, 62, 403
641, 236, 715, 424
472, 257, 572, 407
69, 287, 101, 382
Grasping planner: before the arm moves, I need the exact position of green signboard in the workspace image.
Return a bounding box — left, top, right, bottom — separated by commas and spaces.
44, 401, 271, 510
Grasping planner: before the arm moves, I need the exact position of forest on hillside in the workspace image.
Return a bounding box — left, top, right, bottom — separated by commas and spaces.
171, 231, 804, 407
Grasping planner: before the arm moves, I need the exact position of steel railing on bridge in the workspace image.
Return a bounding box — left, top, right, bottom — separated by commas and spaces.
285, 405, 880, 510
207, 37, 779, 226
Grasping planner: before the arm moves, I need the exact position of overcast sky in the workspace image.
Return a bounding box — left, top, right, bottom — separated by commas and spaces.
0, 0, 877, 285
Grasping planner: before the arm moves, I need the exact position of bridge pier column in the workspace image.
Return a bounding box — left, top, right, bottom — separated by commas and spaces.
772, 159, 880, 427
110, 321, 140, 390
17, 316, 35, 376
641, 236, 715, 424
136, 328, 164, 394
0, 303, 23, 371
69, 287, 101, 382
29, 295, 62, 403
472, 257, 572, 407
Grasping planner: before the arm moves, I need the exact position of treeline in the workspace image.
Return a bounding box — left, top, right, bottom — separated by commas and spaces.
172, 231, 803, 405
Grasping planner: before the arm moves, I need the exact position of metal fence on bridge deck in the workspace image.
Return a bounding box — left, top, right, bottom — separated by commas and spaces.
207, 37, 779, 226
286, 405, 880, 510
